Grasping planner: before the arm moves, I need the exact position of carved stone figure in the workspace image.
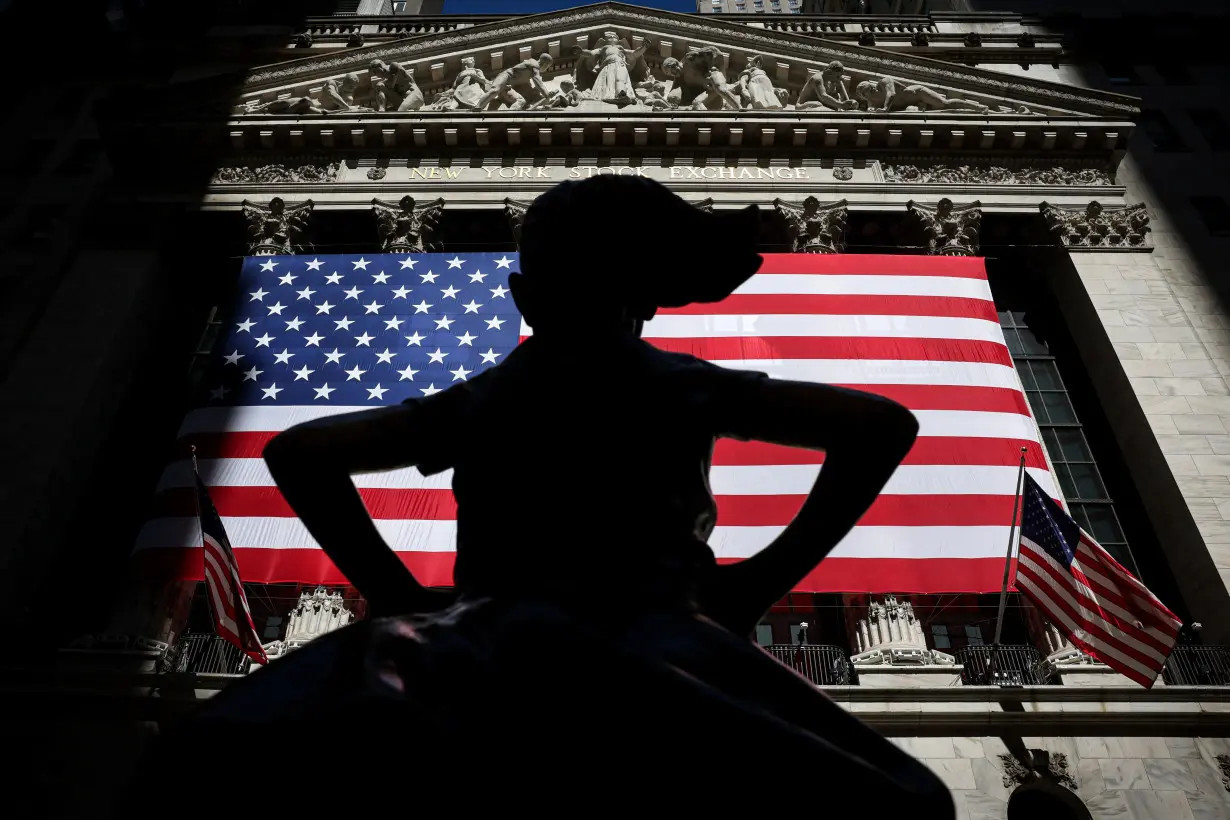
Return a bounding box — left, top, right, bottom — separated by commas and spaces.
1040, 200, 1151, 248
475, 53, 553, 111
528, 77, 581, 110
432, 56, 490, 111
999, 750, 1079, 790
737, 55, 784, 110
368, 59, 423, 112
690, 47, 742, 111
573, 31, 654, 104
242, 197, 313, 256
321, 73, 365, 111
850, 596, 955, 666
243, 95, 328, 115
372, 195, 446, 254
907, 198, 983, 256
796, 61, 860, 111
637, 59, 680, 109
775, 197, 849, 254
855, 77, 990, 113
261, 587, 355, 661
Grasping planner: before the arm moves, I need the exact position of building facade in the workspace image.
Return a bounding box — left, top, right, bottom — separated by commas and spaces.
6, 2, 1230, 818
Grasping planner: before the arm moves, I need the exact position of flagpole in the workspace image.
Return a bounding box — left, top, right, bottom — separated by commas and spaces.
989, 446, 1028, 682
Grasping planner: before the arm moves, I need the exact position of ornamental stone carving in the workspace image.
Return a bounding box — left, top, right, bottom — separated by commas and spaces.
504, 198, 531, 245
212, 162, 341, 185
999, 750, 1079, 791
796, 61, 859, 111
850, 596, 956, 666
373, 195, 445, 254
572, 31, 655, 107
737, 55, 788, 110
775, 197, 849, 254
475, 53, 554, 111
855, 76, 993, 113
1040, 201, 1151, 249
426, 55, 491, 111
261, 586, 354, 661
883, 164, 1113, 186
242, 197, 313, 256
906, 198, 982, 256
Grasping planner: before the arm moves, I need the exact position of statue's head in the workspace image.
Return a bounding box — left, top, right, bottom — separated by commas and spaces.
269, 197, 285, 215
1086, 201, 1103, 218
369, 59, 388, 74
538, 53, 553, 68
825, 61, 844, 75
559, 78, 575, 91
603, 31, 618, 44
937, 198, 954, 216
803, 195, 820, 213
854, 80, 877, 101
661, 57, 682, 78
748, 55, 764, 69
462, 56, 475, 68
341, 73, 360, 92
400, 195, 415, 211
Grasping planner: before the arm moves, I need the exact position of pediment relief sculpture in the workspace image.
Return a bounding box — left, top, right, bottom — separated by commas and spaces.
233, 26, 1054, 118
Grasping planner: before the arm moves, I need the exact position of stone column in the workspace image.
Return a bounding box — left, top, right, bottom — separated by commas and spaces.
848, 595, 961, 687
905, 198, 982, 256
261, 586, 355, 661
773, 196, 849, 253
242, 197, 314, 256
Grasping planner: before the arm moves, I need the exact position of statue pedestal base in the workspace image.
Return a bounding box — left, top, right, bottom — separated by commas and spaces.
854, 664, 965, 688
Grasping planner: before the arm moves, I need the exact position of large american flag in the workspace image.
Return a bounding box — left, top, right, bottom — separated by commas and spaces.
1015, 473, 1180, 687
135, 252, 1056, 593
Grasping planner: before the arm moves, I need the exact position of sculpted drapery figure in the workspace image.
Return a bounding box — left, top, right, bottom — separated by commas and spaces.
737, 55, 786, 110
775, 197, 850, 254
429, 56, 490, 111
241, 197, 313, 256
372, 195, 445, 254
571, 32, 653, 105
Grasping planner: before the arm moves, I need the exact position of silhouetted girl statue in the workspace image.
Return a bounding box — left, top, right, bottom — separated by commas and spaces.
129, 177, 953, 818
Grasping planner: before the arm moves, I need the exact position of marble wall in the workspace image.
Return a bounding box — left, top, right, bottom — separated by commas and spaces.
896, 735, 1230, 819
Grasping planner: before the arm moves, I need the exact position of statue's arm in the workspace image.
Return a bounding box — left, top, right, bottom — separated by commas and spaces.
263, 403, 458, 617
696, 378, 918, 637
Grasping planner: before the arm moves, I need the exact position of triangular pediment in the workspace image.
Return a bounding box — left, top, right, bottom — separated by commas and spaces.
225, 2, 1136, 120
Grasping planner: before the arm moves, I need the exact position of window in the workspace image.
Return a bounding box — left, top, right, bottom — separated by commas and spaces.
930, 624, 951, 649
392, 1, 407, 11
262, 615, 284, 641
999, 311, 1134, 568
1154, 63, 1192, 85
1190, 196, 1230, 237
754, 624, 774, 646
1138, 110, 1188, 152
1102, 61, 1141, 86
754, 0, 763, 8
735, 1, 745, 9
1189, 108, 1230, 152
964, 625, 984, 646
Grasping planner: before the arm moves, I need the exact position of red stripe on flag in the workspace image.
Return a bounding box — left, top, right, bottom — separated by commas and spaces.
755, 254, 988, 279
660, 294, 998, 321
715, 437, 1047, 467
643, 336, 1011, 365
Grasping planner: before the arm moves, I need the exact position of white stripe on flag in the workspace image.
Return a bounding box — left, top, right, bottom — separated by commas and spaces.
732, 274, 994, 300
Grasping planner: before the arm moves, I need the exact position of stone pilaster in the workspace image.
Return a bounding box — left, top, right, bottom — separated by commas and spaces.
261, 586, 355, 661
850, 595, 962, 687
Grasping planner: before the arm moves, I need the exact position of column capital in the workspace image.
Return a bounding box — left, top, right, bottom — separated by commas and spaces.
1040, 200, 1151, 250
242, 197, 314, 256
850, 595, 955, 666
905, 198, 982, 256
774, 197, 849, 254
372, 195, 445, 253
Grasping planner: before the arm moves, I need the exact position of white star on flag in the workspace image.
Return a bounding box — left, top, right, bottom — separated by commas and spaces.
305, 258, 324, 270
398, 365, 419, 381
324, 272, 344, 285
254, 333, 275, 348
315, 301, 335, 314
285, 317, 304, 331
209, 386, 229, 401
468, 271, 487, 283
259, 260, 278, 272
485, 316, 505, 331
343, 286, 363, 300
296, 286, 316, 300
490, 285, 509, 298
249, 288, 268, 301
391, 286, 412, 299
456, 331, 476, 346
261, 383, 283, 400
447, 257, 465, 269
236, 319, 256, 333
372, 272, 391, 284
314, 384, 335, 400
335, 317, 354, 331
278, 273, 297, 285
413, 300, 432, 314
223, 350, 244, 366
376, 348, 397, 364
427, 348, 448, 364
480, 349, 501, 364
354, 332, 375, 347
324, 349, 345, 364
273, 349, 294, 365
352, 258, 371, 270
304, 332, 324, 347
293, 366, 315, 381
266, 302, 286, 315
399, 257, 417, 269
421, 384, 441, 395
243, 366, 263, 382
440, 285, 460, 300
462, 300, 482, 314
450, 365, 471, 381
420, 271, 439, 283
364, 301, 384, 314
405, 332, 425, 346
494, 256, 513, 269
434, 316, 455, 331
367, 384, 389, 400
345, 365, 367, 381
385, 316, 405, 330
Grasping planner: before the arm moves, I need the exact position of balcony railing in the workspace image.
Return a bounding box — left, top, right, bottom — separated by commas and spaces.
763, 644, 854, 686
956, 645, 1056, 686
165, 633, 251, 676
1164, 645, 1230, 686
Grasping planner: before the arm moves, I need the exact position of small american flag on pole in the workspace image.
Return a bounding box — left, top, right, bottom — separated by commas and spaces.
1014, 473, 1180, 687
194, 460, 267, 665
